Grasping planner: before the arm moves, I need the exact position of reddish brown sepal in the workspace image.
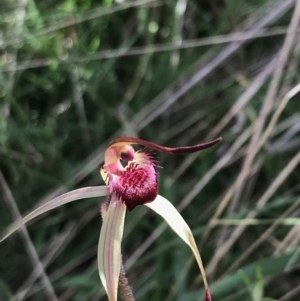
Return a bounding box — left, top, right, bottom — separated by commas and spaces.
206, 289, 212, 301
110, 136, 222, 154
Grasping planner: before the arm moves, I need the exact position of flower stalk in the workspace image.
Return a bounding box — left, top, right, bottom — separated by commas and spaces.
119, 259, 135, 301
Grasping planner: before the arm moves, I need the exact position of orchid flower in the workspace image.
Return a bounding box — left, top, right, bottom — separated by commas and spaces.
0, 136, 221, 301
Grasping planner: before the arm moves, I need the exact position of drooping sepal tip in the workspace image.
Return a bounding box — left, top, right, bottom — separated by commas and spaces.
0, 186, 110, 242
206, 289, 213, 301
145, 195, 212, 301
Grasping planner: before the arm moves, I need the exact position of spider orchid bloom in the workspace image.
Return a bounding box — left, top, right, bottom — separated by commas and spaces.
99, 136, 222, 301
0, 136, 221, 301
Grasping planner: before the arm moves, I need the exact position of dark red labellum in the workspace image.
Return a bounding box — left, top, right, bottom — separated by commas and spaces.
112, 163, 158, 211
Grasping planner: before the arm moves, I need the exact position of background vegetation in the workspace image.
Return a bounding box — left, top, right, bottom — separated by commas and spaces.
1, 0, 300, 300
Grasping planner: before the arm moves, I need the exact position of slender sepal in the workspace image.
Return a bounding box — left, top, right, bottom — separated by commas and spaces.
98, 195, 126, 301
110, 136, 222, 154
145, 195, 212, 301
1, 186, 109, 242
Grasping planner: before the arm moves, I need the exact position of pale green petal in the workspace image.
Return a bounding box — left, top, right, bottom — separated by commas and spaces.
1, 186, 109, 242
145, 195, 211, 299
98, 195, 126, 301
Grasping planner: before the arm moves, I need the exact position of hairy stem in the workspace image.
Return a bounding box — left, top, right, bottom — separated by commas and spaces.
119, 258, 136, 301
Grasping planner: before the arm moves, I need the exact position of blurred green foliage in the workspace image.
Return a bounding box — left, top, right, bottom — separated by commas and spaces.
1, 0, 300, 300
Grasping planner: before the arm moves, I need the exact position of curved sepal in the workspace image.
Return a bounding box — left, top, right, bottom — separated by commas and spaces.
98, 195, 126, 301
145, 195, 212, 301
0, 186, 109, 242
